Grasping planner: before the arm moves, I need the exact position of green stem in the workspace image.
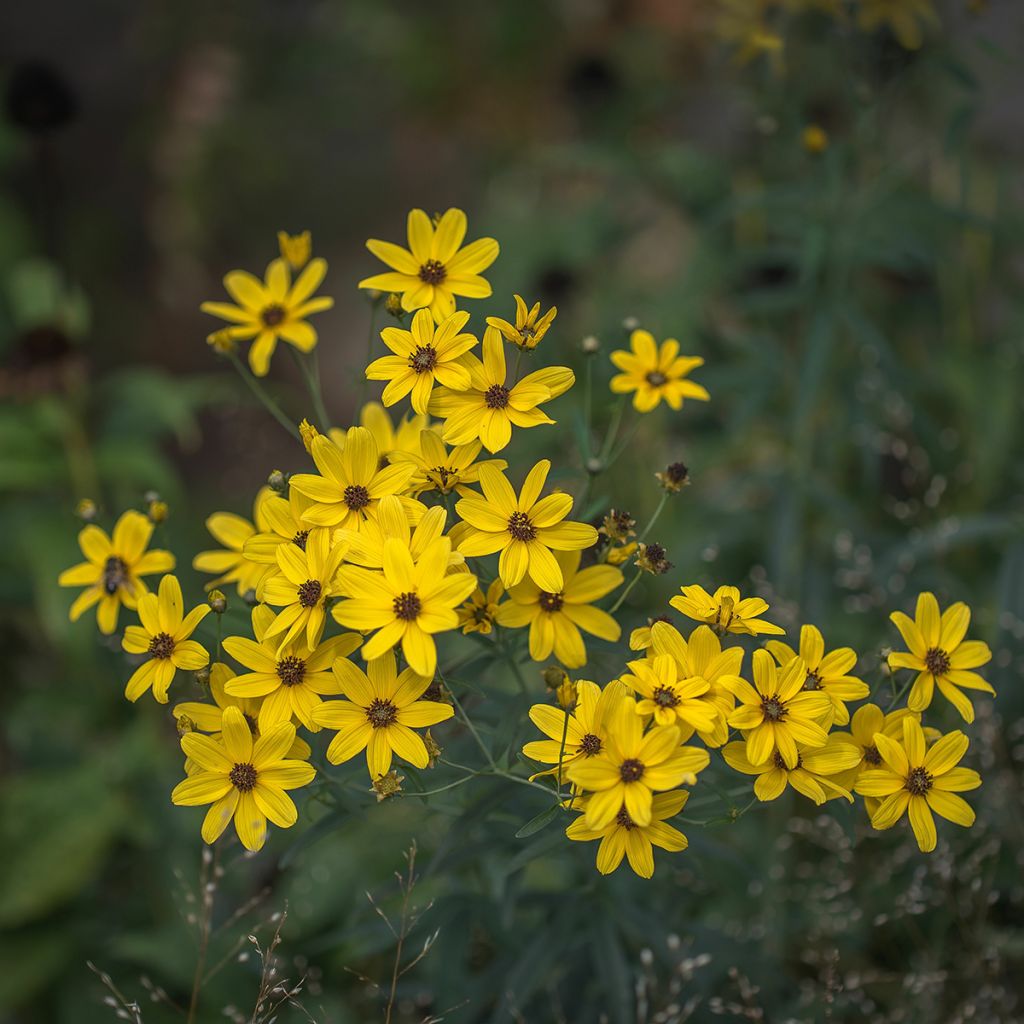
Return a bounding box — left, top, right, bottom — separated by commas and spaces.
638, 492, 669, 542
609, 568, 643, 615
886, 672, 914, 711
227, 353, 299, 440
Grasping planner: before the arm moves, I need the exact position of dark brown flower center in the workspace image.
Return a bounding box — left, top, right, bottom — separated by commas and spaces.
906, 766, 934, 795
652, 685, 680, 708
924, 647, 951, 677
418, 259, 447, 284
343, 484, 371, 510
645, 370, 667, 387
772, 750, 802, 770
148, 632, 175, 659
261, 304, 286, 327
292, 529, 309, 550
393, 591, 422, 621
409, 345, 438, 373
507, 511, 536, 542
229, 762, 258, 792
367, 697, 399, 728
615, 807, 637, 830
665, 462, 688, 484
297, 579, 322, 607
761, 695, 787, 721
538, 591, 564, 613
276, 655, 306, 687
619, 758, 645, 783
803, 669, 823, 691
103, 555, 129, 595
578, 733, 603, 756
863, 744, 882, 766
485, 384, 510, 409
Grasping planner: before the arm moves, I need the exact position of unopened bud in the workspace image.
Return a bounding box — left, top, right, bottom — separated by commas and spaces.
147, 499, 169, 524
194, 666, 211, 688
581, 335, 600, 355
76, 498, 97, 521
555, 677, 578, 711
277, 230, 311, 270
385, 293, 404, 319
298, 418, 320, 454
241, 588, 258, 607
267, 470, 288, 494
208, 589, 227, 614
622, 316, 640, 333
207, 328, 238, 355
176, 714, 196, 735
543, 665, 568, 692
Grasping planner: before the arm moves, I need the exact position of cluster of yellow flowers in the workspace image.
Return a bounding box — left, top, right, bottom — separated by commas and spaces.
58, 211, 992, 873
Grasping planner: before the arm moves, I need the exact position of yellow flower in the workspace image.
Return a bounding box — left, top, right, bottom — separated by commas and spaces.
242, 488, 325, 568
288, 429, 418, 531
388, 428, 507, 498
429, 326, 575, 453
523, 680, 631, 780
568, 709, 709, 830
222, 605, 361, 732
193, 490, 272, 596
366, 308, 478, 414
257, 530, 347, 650
494, 550, 622, 668
888, 592, 994, 722
765, 625, 869, 726
606, 541, 638, 566
722, 736, 862, 804
171, 705, 315, 852
172, 662, 311, 764
455, 460, 598, 592
854, 717, 980, 853
59, 509, 175, 634
609, 329, 709, 413
724, 649, 831, 768
669, 584, 785, 636
857, 0, 938, 50
625, 653, 721, 735
358, 207, 499, 323
641, 622, 742, 747
486, 294, 557, 350
277, 229, 311, 270
802, 124, 828, 153
312, 650, 455, 778
200, 257, 333, 376
333, 536, 476, 677
458, 578, 504, 635
331, 401, 432, 466
122, 574, 210, 703
566, 791, 689, 878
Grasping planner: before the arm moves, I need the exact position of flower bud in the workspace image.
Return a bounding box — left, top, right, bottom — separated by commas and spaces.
423, 730, 441, 769
208, 589, 227, 614
802, 124, 828, 154
277, 230, 311, 270
194, 666, 211, 688
267, 469, 288, 494
176, 714, 196, 735
75, 498, 97, 521
385, 292, 404, 319
299, 418, 320, 454
555, 677, 578, 711
147, 499, 169, 524
206, 328, 238, 356
543, 665, 568, 692
581, 335, 600, 355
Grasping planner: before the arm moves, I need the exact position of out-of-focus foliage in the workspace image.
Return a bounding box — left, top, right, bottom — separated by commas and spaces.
1, 1, 1022, 1021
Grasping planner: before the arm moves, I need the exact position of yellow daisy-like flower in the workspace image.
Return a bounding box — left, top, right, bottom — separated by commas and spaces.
193, 490, 272, 596
566, 790, 689, 879
455, 460, 598, 593
241, 488, 325, 568
388, 429, 507, 499
722, 736, 862, 804
609, 329, 709, 413
59, 509, 175, 635
641, 622, 743, 747
200, 257, 333, 376
494, 550, 622, 668
330, 401, 433, 466
173, 662, 312, 764
257, 530, 347, 651
724, 649, 831, 768
888, 592, 994, 723
486, 294, 557, 351
358, 207, 499, 323
669, 584, 785, 636
856, 0, 938, 50
122, 574, 210, 703
288, 429, 418, 531
312, 650, 455, 778
221, 605, 361, 732
333, 536, 476, 677
626, 654, 721, 735
429, 326, 575, 453
765, 625, 869, 727
522, 680, 631, 780
854, 717, 980, 853
366, 308, 478, 414
458, 578, 504, 635
277, 229, 311, 270
568, 710, 709, 830
171, 706, 315, 852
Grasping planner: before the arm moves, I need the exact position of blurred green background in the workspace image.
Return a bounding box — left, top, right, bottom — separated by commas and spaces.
2, 1, 1023, 1021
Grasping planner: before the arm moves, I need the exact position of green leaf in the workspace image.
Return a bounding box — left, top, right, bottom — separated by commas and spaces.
514, 803, 559, 839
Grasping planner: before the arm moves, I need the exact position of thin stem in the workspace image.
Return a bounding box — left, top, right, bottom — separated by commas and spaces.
513, 346, 524, 383
638, 492, 669, 542
227, 353, 299, 440
442, 674, 496, 769
609, 568, 643, 615
555, 705, 570, 788
887, 672, 914, 711
598, 396, 628, 463
307, 349, 332, 429
186, 846, 217, 1024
